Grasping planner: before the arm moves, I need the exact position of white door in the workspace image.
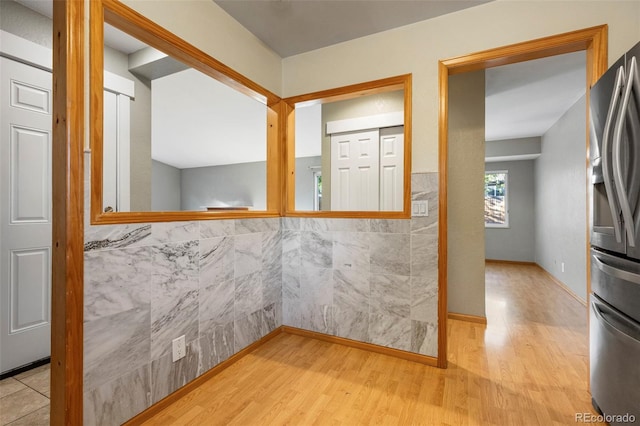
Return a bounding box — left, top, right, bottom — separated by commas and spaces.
0, 57, 52, 374
102, 74, 133, 213
379, 126, 404, 211
331, 129, 380, 210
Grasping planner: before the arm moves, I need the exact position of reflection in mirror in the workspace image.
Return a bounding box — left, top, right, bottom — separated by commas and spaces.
91, 0, 280, 223
294, 91, 404, 211
101, 23, 267, 213
287, 75, 411, 215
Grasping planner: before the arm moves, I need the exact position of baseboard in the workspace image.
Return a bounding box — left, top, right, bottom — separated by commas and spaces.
537, 266, 587, 307
124, 327, 284, 426
485, 259, 536, 266
282, 326, 439, 367
447, 312, 488, 324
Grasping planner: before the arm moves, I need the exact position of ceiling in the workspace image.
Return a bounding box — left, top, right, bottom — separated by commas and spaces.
214, 0, 493, 58
14, 0, 587, 159
215, 0, 586, 144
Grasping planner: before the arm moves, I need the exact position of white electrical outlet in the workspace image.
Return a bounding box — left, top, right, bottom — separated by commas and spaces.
561, 262, 565, 273
172, 335, 186, 362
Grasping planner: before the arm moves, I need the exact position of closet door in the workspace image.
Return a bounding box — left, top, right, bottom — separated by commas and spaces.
0, 57, 52, 373
330, 129, 380, 210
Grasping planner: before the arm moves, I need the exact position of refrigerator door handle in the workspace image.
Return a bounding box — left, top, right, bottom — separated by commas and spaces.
604, 66, 626, 243
592, 252, 640, 285
591, 299, 640, 344
613, 56, 638, 247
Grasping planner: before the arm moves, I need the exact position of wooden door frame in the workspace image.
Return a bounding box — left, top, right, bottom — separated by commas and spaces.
437, 25, 608, 368
51, 0, 84, 424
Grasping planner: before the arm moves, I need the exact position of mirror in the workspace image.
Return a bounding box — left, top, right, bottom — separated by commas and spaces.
284, 75, 412, 217
91, 0, 281, 223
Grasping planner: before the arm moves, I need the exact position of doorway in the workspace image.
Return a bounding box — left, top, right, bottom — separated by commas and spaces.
437, 25, 608, 367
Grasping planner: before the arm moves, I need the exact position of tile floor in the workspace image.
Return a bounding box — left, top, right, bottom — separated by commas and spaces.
0, 364, 50, 425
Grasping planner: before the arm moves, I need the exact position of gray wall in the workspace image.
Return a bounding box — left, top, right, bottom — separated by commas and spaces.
180, 161, 267, 211
485, 160, 536, 262
535, 95, 587, 301
0, 1, 51, 48
151, 160, 181, 211
154, 157, 320, 212
447, 70, 486, 317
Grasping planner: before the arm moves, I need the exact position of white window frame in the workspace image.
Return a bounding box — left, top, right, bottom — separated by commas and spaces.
484, 170, 509, 228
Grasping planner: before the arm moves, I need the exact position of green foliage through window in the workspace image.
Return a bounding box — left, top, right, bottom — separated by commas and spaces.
485, 172, 507, 226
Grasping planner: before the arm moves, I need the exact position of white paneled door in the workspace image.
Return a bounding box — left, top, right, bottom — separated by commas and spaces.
331, 129, 380, 211
330, 126, 404, 211
0, 57, 52, 374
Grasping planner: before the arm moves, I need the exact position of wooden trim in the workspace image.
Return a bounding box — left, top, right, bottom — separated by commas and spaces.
90, 0, 105, 225
442, 25, 609, 75
124, 328, 284, 426
448, 312, 488, 325
281, 326, 438, 367
51, 1, 84, 424
437, 60, 449, 369
485, 259, 537, 266
283, 102, 296, 213
90, 0, 282, 224
282, 74, 412, 219
438, 25, 608, 373
403, 74, 413, 216
538, 265, 588, 307
266, 104, 281, 213
284, 76, 407, 106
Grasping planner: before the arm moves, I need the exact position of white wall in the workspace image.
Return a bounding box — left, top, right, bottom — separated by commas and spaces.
535, 95, 587, 301
485, 160, 536, 262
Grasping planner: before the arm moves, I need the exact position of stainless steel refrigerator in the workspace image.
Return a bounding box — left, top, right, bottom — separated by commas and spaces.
590, 40, 640, 424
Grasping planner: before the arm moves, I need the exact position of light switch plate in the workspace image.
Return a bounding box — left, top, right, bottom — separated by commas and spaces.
412, 200, 428, 217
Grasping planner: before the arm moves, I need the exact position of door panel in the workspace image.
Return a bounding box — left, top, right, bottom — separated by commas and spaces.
1, 57, 52, 373
10, 126, 50, 223
330, 129, 379, 210
379, 127, 404, 211
10, 249, 50, 332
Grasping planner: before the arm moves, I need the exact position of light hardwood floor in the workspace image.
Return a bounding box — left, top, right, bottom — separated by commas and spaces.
136, 262, 603, 425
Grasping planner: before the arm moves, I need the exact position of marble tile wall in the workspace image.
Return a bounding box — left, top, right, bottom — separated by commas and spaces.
83, 218, 282, 426
282, 172, 439, 355
81, 170, 438, 425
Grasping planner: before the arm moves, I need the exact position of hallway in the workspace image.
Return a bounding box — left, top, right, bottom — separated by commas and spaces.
133, 261, 601, 425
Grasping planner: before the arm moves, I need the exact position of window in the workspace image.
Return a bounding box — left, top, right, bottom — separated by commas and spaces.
313, 171, 322, 211
485, 171, 508, 227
